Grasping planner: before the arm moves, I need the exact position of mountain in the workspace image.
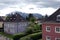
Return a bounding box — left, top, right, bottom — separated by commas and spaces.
12, 11, 28, 18
9, 11, 43, 19
32, 13, 43, 19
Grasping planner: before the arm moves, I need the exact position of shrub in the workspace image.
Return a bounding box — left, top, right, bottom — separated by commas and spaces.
25, 27, 33, 34
20, 37, 31, 40
25, 23, 42, 34
13, 33, 27, 40
20, 32, 42, 40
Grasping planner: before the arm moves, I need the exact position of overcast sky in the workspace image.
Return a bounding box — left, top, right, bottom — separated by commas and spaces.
0, 0, 60, 16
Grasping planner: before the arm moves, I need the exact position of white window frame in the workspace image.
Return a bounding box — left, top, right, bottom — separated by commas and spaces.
55, 27, 60, 33
46, 26, 51, 32
55, 38, 60, 40
46, 36, 51, 40
57, 15, 60, 21
10, 18, 12, 19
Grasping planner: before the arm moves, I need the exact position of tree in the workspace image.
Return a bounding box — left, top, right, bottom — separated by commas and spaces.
29, 14, 33, 18
44, 14, 48, 20
26, 15, 41, 34
26, 13, 36, 22
6, 14, 11, 21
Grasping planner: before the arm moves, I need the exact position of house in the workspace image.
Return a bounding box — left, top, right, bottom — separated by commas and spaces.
4, 13, 29, 34
0, 16, 4, 28
0, 17, 12, 40
42, 8, 60, 40
0, 16, 4, 32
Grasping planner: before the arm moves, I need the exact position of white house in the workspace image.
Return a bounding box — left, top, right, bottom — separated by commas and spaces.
4, 13, 29, 34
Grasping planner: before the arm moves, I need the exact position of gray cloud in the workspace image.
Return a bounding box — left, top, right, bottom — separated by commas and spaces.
25, 0, 60, 8
0, 3, 8, 9
39, 0, 60, 8
0, 0, 60, 9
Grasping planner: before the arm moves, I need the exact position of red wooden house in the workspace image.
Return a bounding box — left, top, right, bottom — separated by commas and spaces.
42, 8, 60, 40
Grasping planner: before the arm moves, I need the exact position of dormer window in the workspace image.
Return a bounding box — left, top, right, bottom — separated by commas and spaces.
14, 18, 16, 19
57, 15, 60, 21
16, 14, 17, 16
10, 18, 12, 19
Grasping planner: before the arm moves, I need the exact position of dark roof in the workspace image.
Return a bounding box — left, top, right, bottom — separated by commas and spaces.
45, 8, 60, 22
5, 13, 26, 22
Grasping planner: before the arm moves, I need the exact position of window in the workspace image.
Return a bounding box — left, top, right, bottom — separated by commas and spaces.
8, 24, 9, 27
10, 18, 12, 19
57, 15, 60, 21
55, 27, 60, 33
46, 36, 51, 40
55, 38, 60, 40
24, 23, 27, 26
14, 18, 16, 19
10, 29, 15, 34
46, 26, 50, 32
16, 14, 17, 16
10, 24, 15, 27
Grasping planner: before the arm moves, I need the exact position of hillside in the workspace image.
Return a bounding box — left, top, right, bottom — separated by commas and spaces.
9, 11, 43, 19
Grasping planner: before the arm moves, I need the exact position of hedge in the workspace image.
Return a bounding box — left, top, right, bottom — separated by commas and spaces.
38, 39, 42, 40
13, 33, 27, 40
0, 32, 42, 40
20, 32, 42, 40
0, 32, 27, 40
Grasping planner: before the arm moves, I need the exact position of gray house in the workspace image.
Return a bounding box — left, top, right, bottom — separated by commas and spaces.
4, 13, 29, 34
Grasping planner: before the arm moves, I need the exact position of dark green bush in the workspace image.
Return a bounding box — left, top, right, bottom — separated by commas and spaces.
25, 23, 42, 34
25, 27, 33, 34
20, 32, 42, 40
13, 33, 27, 40
20, 37, 31, 40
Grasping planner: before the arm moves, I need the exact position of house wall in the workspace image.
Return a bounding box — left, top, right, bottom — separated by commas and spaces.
0, 22, 3, 28
42, 23, 60, 40
4, 22, 29, 34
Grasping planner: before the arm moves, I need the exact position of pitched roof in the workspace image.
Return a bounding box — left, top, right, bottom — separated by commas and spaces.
45, 8, 60, 22
5, 13, 26, 22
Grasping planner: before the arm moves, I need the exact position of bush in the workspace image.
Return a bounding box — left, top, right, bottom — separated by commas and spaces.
20, 37, 31, 40
13, 33, 27, 40
0, 32, 29, 40
25, 23, 42, 34
38, 39, 42, 40
29, 32, 42, 40
20, 32, 42, 40
25, 27, 33, 34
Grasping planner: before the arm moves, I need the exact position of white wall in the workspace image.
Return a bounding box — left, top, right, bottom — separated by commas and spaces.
4, 22, 29, 34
